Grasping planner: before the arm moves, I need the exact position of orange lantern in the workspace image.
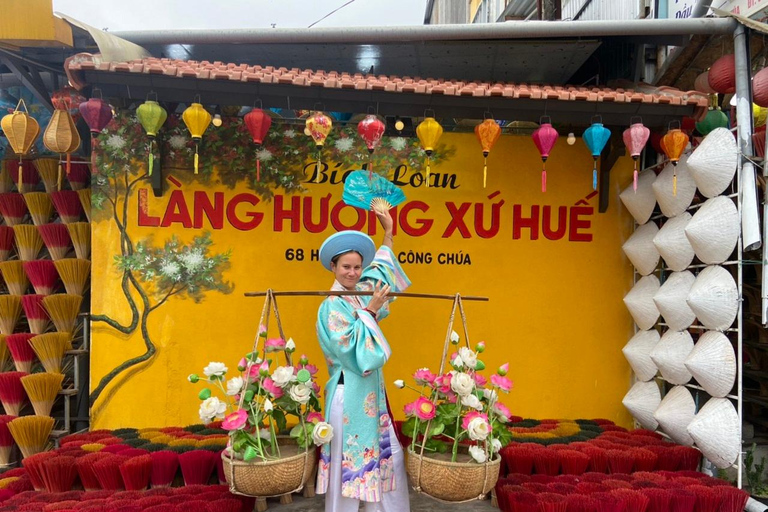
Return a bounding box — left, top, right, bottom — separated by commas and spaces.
305, 111, 333, 183
661, 123, 689, 196
474, 117, 501, 188
43, 109, 81, 190
1, 99, 40, 192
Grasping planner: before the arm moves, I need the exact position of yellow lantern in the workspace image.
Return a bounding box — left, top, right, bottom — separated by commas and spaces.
474, 117, 502, 188
43, 109, 81, 190
1, 99, 40, 191
661, 124, 690, 197
182, 98, 212, 174
416, 115, 443, 187
305, 111, 333, 183
754, 103, 767, 128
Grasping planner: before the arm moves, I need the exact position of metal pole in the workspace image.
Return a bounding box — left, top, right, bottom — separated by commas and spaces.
733, 23, 750, 490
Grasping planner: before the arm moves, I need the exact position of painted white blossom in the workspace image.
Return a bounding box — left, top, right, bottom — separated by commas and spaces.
334, 137, 354, 152
169, 134, 188, 149
468, 445, 487, 463
256, 148, 273, 161
106, 135, 127, 150
226, 376, 244, 396
283, 128, 297, 138
159, 261, 182, 281
390, 137, 407, 151
179, 250, 205, 272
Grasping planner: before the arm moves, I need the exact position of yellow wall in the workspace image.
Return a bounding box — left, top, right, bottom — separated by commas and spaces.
90, 128, 635, 429
0, 0, 72, 47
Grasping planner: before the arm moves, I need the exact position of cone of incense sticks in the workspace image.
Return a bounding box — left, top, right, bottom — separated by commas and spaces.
21, 295, 51, 334
5, 333, 36, 373
42, 294, 82, 334
0, 226, 15, 262
22, 193, 53, 226
54, 259, 90, 296
0, 193, 28, 226
66, 163, 89, 191
20, 373, 63, 417
76, 189, 91, 222
22, 260, 58, 295
29, 333, 71, 374
8, 415, 54, 459
50, 191, 83, 224
0, 415, 16, 466
0, 371, 28, 416
12, 225, 43, 261
66, 222, 89, 260
0, 161, 14, 194
0, 334, 9, 371
34, 159, 59, 194
37, 224, 71, 260
15, 160, 40, 193
0, 260, 29, 295
0, 295, 22, 335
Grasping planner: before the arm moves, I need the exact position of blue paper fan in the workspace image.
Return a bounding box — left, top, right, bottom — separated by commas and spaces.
342, 170, 406, 212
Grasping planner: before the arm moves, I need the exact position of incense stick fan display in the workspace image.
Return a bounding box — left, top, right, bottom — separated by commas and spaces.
342, 170, 406, 215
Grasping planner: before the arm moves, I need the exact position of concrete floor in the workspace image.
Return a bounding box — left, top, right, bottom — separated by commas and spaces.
265, 490, 497, 511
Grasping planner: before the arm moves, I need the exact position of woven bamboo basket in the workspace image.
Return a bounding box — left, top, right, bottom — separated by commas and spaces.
623, 275, 661, 330
653, 213, 695, 272
407, 448, 500, 502
221, 446, 317, 497
652, 155, 697, 218
622, 329, 660, 382
653, 271, 696, 331
653, 385, 696, 446
622, 380, 661, 431
686, 127, 738, 198
620, 169, 657, 224
622, 222, 660, 276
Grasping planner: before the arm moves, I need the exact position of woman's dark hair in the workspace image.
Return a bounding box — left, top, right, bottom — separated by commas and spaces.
331, 250, 363, 266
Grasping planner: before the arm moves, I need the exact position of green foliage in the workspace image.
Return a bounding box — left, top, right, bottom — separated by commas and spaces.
746, 443, 768, 497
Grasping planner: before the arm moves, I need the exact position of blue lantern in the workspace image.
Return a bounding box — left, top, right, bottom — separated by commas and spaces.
583, 116, 611, 190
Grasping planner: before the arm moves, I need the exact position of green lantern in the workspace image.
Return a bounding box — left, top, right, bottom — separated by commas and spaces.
136, 95, 168, 176
696, 108, 729, 136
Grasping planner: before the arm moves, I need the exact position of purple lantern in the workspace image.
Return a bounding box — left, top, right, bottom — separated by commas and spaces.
78, 90, 113, 134
532, 117, 558, 193
622, 117, 650, 191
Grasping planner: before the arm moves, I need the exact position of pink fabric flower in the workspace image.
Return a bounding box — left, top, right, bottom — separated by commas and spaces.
413, 368, 436, 386
306, 411, 324, 424
498, 363, 509, 376
414, 397, 437, 421
493, 402, 512, 423
245, 365, 260, 382
265, 338, 286, 353
462, 411, 490, 431
222, 410, 248, 431
238, 357, 248, 371
262, 378, 284, 398
433, 374, 452, 394
303, 364, 319, 376
491, 374, 513, 392
311, 382, 321, 394
404, 401, 417, 417
474, 373, 487, 387
446, 391, 458, 404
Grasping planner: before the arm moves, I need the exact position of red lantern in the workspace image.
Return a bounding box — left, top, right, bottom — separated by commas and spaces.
78, 90, 112, 134
708, 54, 736, 94
51, 86, 86, 122
650, 131, 665, 155
532, 117, 558, 193
357, 114, 386, 176
753, 67, 768, 108
243, 107, 272, 181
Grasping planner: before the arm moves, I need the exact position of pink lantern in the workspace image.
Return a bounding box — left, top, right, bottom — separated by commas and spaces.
532, 117, 558, 192
694, 71, 716, 94
623, 118, 650, 191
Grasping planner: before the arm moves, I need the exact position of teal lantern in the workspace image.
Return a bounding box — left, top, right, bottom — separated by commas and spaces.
582, 116, 611, 190
696, 107, 729, 136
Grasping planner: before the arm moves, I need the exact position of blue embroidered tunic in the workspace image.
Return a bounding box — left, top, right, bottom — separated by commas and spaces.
316, 246, 411, 502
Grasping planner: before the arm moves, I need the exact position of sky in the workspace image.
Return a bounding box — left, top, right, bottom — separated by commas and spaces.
52, 0, 429, 32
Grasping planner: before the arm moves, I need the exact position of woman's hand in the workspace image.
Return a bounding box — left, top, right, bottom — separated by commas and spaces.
375, 210, 394, 248
368, 281, 391, 314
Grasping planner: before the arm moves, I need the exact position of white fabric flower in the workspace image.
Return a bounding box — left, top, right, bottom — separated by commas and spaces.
483, 388, 498, 402
394, 379, 405, 389
203, 362, 228, 380
452, 355, 464, 369
169, 134, 188, 149
198, 397, 227, 422
226, 377, 244, 396
459, 347, 478, 369
106, 134, 126, 150
259, 428, 271, 440
263, 398, 274, 413
271, 366, 296, 388
451, 372, 475, 397
491, 438, 502, 454
466, 416, 490, 441
390, 137, 407, 151
461, 394, 483, 411
285, 338, 296, 351
468, 445, 487, 463
288, 383, 312, 404
312, 421, 334, 446
450, 330, 460, 344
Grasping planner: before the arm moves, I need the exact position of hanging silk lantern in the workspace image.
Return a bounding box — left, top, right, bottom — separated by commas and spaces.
182, 98, 211, 175
78, 89, 112, 134
416, 115, 443, 188
243, 105, 272, 181
474, 117, 501, 188
622, 118, 650, 191
681, 116, 696, 136
694, 71, 716, 94
1, 99, 40, 192
306, 111, 333, 183
136, 95, 168, 177
357, 114, 386, 173
532, 117, 558, 192
43, 108, 81, 190
696, 108, 729, 136
661, 123, 690, 196
51, 86, 86, 122
753, 67, 768, 108
582, 116, 611, 191
708, 54, 736, 94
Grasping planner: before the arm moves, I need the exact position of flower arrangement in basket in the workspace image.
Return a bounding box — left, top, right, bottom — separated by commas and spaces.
396, 296, 513, 502
187, 291, 333, 497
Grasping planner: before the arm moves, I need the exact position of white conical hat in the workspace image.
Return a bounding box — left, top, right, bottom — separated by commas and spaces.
653, 271, 696, 331
622, 222, 660, 276
624, 275, 661, 330
653, 213, 695, 272
620, 169, 657, 225
685, 331, 736, 398
622, 380, 661, 430
653, 385, 696, 446
622, 330, 660, 382
686, 127, 738, 198
650, 330, 694, 385
652, 155, 697, 218
687, 265, 738, 330
687, 397, 740, 469
685, 196, 739, 264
